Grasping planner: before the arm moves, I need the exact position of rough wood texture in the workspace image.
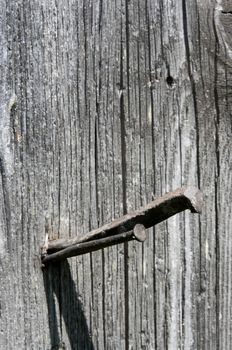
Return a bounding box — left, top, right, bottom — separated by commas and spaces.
0, 0, 231, 349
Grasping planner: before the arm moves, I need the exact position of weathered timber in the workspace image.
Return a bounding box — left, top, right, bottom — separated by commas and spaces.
0, 0, 232, 349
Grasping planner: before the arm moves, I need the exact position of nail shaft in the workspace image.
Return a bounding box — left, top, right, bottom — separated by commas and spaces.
42, 224, 146, 264
47, 186, 203, 253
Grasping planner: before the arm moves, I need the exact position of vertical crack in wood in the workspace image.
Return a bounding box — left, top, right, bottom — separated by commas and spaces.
0, 157, 11, 252
144, 0, 158, 346
212, 7, 221, 350
182, 0, 201, 188
120, 3, 129, 347
182, 1, 203, 347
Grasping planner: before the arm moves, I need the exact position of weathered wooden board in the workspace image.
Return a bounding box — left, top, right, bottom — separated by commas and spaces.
0, 0, 231, 349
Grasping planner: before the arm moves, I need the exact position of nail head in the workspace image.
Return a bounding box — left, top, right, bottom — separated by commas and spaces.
133, 224, 146, 242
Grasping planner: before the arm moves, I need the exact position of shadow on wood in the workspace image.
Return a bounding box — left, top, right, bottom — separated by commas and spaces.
43, 261, 94, 350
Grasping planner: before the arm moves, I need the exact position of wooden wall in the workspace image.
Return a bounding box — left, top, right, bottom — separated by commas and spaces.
0, 0, 231, 348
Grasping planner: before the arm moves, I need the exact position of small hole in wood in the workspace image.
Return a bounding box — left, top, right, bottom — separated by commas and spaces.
166, 76, 174, 87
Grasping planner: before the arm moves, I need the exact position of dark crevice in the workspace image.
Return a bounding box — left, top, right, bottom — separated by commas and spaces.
182, 0, 200, 188
176, 96, 183, 186
94, 104, 106, 348
98, 0, 103, 34
90, 253, 94, 309
102, 251, 106, 349
166, 75, 174, 87
164, 221, 169, 349
120, 26, 128, 217
158, 0, 164, 58
221, 10, 232, 15
94, 114, 99, 226
120, 8, 129, 349
58, 266, 63, 340
144, 0, 157, 347
58, 153, 61, 235
137, 0, 142, 206
83, 2, 88, 115
195, 2, 205, 95
213, 8, 221, 350
181, 214, 186, 347
125, 0, 131, 118
0, 157, 12, 252
182, 3, 203, 349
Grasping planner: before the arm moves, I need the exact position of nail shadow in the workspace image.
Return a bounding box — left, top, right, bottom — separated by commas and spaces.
43, 260, 95, 350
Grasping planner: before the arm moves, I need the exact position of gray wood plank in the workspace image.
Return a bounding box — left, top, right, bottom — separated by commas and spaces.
0, 0, 232, 349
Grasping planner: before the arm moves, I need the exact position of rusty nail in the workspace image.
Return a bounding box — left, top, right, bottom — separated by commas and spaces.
42, 224, 146, 264
46, 186, 202, 254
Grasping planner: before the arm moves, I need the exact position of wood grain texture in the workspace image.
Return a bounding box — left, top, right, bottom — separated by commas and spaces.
0, 0, 231, 349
